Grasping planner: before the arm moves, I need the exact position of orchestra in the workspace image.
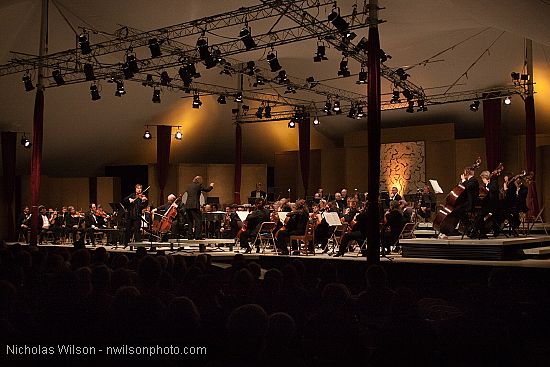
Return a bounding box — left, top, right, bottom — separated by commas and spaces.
18, 162, 534, 257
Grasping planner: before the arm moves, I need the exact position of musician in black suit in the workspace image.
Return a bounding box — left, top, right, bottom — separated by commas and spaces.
250, 182, 267, 199
240, 199, 270, 253
18, 206, 32, 243
472, 171, 502, 238
417, 185, 436, 221
381, 200, 405, 254
389, 187, 402, 202
276, 199, 309, 255
334, 206, 368, 257
185, 176, 214, 239
506, 176, 528, 235
84, 203, 100, 246
123, 184, 148, 245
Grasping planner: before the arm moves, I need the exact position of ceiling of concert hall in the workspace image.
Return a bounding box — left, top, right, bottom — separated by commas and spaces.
1, 0, 549, 176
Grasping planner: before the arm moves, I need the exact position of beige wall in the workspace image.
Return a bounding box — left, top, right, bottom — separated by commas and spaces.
20, 176, 90, 211
97, 177, 118, 209
321, 148, 346, 195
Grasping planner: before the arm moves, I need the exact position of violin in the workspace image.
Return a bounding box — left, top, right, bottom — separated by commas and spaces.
49, 209, 58, 224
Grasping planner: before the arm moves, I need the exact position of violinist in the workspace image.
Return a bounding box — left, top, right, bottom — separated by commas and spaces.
334, 192, 347, 214
279, 198, 292, 212
342, 198, 359, 223
473, 170, 502, 238
381, 200, 405, 254
334, 203, 368, 257
18, 206, 31, 243
417, 185, 436, 221
65, 206, 82, 243
240, 199, 270, 253
123, 183, 148, 245
276, 199, 309, 255
84, 203, 102, 246
220, 205, 240, 239
313, 200, 331, 251
38, 205, 59, 244
505, 175, 528, 236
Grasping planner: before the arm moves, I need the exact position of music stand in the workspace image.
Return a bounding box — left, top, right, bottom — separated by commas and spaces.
248, 197, 259, 205
380, 191, 390, 210
206, 197, 220, 204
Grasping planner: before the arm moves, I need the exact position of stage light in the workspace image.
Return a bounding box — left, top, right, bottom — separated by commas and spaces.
142, 74, 154, 87
277, 70, 288, 83
160, 71, 171, 86
356, 106, 364, 119
520, 74, 529, 81
90, 83, 101, 101
396, 68, 408, 81
323, 101, 332, 115
313, 116, 320, 125
152, 88, 161, 103
357, 68, 367, 84
192, 92, 202, 109
220, 64, 232, 76
390, 90, 400, 104
328, 7, 350, 34
196, 37, 216, 68
175, 130, 183, 140
22, 72, 34, 91
406, 101, 414, 113
143, 129, 152, 139
355, 37, 368, 53
504, 96, 511, 105
267, 51, 282, 72
288, 119, 296, 128
20, 135, 31, 148
52, 70, 65, 86
84, 63, 95, 81
235, 91, 243, 102
379, 49, 391, 63
122, 62, 133, 79
115, 80, 126, 97
264, 104, 271, 118
253, 75, 265, 87
285, 86, 296, 94
469, 100, 480, 111
511, 72, 520, 82
245, 61, 256, 76
149, 38, 162, 58
240, 27, 256, 50
241, 105, 249, 113
417, 99, 427, 112
333, 99, 341, 113
402, 89, 413, 101
78, 33, 91, 55
338, 58, 350, 77
255, 106, 263, 118
314, 42, 328, 62
126, 52, 139, 73
347, 105, 356, 119
217, 95, 227, 104
306, 76, 318, 88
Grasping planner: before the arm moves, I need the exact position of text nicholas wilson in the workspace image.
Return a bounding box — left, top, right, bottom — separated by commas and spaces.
6, 345, 97, 355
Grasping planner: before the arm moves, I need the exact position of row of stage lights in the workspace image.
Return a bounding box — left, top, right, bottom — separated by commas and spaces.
142, 125, 183, 140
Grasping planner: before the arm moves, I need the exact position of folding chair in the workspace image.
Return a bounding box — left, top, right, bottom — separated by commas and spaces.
289, 222, 316, 255
253, 221, 278, 254
327, 223, 348, 255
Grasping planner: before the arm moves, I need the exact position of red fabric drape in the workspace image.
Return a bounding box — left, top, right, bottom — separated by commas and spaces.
1, 132, 17, 240
234, 123, 242, 204
525, 96, 539, 217
156, 125, 172, 205
482, 98, 502, 170
366, 26, 381, 264
298, 117, 310, 197
30, 89, 44, 246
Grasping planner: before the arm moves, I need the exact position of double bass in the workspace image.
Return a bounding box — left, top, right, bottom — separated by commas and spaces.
433, 157, 482, 235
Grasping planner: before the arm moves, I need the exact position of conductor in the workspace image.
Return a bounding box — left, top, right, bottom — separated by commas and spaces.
185, 176, 214, 239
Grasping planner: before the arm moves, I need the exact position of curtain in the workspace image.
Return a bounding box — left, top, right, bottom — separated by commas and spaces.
1, 132, 17, 240
30, 89, 44, 246
525, 96, 539, 217
233, 123, 242, 204
298, 117, 310, 197
366, 25, 382, 264
482, 98, 502, 170
156, 125, 171, 205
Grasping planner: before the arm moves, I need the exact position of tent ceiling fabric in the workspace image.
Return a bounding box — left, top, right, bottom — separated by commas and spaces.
1, 0, 549, 175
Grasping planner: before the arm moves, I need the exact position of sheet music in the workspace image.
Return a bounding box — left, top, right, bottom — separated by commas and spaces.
278, 212, 289, 223
323, 212, 342, 226
429, 179, 444, 194
236, 210, 249, 222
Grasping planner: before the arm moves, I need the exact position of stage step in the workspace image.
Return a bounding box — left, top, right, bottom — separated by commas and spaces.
523, 246, 550, 256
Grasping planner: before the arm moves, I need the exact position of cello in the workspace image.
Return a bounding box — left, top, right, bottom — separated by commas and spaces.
152, 195, 182, 234
433, 157, 482, 235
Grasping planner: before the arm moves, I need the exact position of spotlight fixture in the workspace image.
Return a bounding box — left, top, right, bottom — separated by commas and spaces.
469, 100, 480, 111
520, 73, 529, 81
255, 105, 264, 119
402, 89, 413, 101
126, 52, 139, 73
143, 129, 152, 140
115, 80, 126, 97
356, 67, 367, 84
245, 61, 256, 76
52, 70, 65, 86
328, 7, 350, 35
160, 71, 171, 86
192, 92, 202, 109
234, 91, 243, 102
504, 96, 511, 105
122, 62, 134, 79
20, 135, 31, 148
355, 37, 368, 53
406, 101, 414, 113
78, 33, 92, 55
288, 119, 296, 128
379, 49, 391, 63
313, 116, 320, 125
239, 27, 257, 50
83, 63, 95, 81
510, 72, 520, 82
196, 37, 216, 68
314, 42, 328, 62
152, 88, 161, 103
264, 104, 271, 118
175, 129, 183, 140
306, 76, 319, 88
142, 74, 154, 87
285, 86, 296, 94
396, 68, 409, 81
217, 95, 227, 104
241, 105, 249, 113
276, 70, 288, 83
22, 72, 34, 91
333, 99, 341, 113
90, 83, 101, 101
347, 105, 357, 119
417, 99, 427, 112
267, 50, 282, 72
220, 64, 232, 76
148, 38, 162, 58
338, 58, 351, 77
323, 101, 332, 115
253, 75, 265, 87
356, 106, 364, 119
390, 90, 400, 104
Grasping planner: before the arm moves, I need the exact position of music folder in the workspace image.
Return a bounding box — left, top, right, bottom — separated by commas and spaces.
429, 179, 444, 194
